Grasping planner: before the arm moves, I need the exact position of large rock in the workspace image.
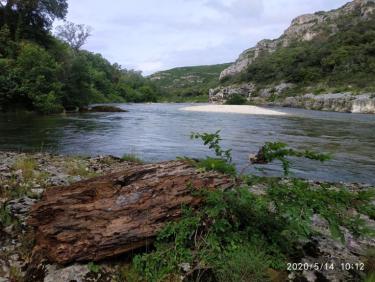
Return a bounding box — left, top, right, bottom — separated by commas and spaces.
209, 83, 256, 103
220, 0, 375, 80
281, 93, 375, 113
43, 264, 90, 282
7, 197, 37, 223
209, 82, 295, 104
28, 161, 234, 265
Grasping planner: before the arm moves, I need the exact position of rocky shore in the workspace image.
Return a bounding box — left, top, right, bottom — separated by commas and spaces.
209, 83, 375, 114
0, 151, 374, 281
278, 93, 375, 114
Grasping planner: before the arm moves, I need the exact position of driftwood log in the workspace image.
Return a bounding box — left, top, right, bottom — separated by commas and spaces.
29, 161, 234, 264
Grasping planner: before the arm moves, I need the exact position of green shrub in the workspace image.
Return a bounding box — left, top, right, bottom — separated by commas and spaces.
216, 244, 271, 282
131, 131, 374, 281
252, 142, 331, 176
133, 180, 374, 281
225, 94, 247, 105
189, 131, 236, 176
87, 262, 101, 273
0, 205, 13, 227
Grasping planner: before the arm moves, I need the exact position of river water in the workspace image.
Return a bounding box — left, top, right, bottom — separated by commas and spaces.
0, 103, 374, 184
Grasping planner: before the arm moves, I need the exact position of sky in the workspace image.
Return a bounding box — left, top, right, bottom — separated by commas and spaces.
60, 0, 350, 75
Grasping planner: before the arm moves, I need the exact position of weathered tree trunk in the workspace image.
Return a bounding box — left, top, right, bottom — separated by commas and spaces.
29, 161, 234, 265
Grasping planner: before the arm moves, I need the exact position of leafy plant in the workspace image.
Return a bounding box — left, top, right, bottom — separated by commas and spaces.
0, 205, 13, 227
189, 131, 236, 176
131, 131, 374, 281
216, 244, 271, 282
87, 262, 101, 273
251, 142, 331, 176
191, 131, 232, 163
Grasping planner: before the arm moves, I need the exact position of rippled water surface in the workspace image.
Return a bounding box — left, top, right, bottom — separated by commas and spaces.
0, 103, 374, 184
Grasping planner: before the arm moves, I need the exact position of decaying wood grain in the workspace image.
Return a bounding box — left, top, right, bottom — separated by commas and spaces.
29, 161, 234, 264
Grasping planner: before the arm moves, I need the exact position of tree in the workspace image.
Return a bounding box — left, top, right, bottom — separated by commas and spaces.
0, 0, 68, 43
55, 21, 91, 51
62, 54, 94, 108
14, 42, 63, 113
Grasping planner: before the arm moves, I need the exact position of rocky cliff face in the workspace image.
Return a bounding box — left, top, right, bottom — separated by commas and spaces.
208, 82, 294, 104
211, 0, 375, 113
220, 0, 375, 81
209, 83, 256, 103
280, 93, 375, 114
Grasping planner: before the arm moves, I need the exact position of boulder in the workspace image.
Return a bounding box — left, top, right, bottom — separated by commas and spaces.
29, 161, 234, 264
7, 197, 37, 223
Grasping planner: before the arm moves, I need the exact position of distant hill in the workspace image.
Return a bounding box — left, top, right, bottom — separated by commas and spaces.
149, 63, 231, 102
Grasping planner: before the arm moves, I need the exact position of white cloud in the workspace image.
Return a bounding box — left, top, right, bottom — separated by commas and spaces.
63, 0, 350, 75
136, 61, 164, 74
205, 0, 264, 18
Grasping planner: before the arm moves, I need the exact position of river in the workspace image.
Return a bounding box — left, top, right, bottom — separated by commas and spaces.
0, 103, 374, 184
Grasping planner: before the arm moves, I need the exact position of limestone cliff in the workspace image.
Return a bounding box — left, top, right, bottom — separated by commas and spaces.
280, 93, 375, 114
220, 0, 375, 81
211, 0, 375, 113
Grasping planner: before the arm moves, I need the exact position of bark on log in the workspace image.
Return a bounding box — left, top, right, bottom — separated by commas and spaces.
28, 161, 234, 264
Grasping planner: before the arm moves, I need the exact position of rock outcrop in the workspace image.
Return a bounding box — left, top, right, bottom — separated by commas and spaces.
209, 82, 294, 104
280, 93, 375, 113
220, 0, 375, 81
209, 83, 256, 103
28, 161, 234, 264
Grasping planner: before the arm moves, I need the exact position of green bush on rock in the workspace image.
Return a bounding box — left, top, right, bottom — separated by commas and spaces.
224, 94, 248, 105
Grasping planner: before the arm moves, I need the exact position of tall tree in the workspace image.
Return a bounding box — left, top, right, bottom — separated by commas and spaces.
0, 0, 68, 43
55, 21, 91, 50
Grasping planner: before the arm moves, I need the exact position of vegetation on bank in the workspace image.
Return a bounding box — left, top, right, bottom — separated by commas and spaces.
224, 94, 248, 105
223, 8, 375, 97
121, 153, 144, 164
126, 132, 375, 282
1, 134, 374, 281
149, 64, 231, 102
0, 0, 161, 114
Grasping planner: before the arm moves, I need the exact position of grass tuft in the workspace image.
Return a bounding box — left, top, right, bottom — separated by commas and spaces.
13, 157, 37, 180
122, 154, 144, 164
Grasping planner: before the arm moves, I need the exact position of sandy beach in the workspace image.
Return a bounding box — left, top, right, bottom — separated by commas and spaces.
180, 104, 289, 116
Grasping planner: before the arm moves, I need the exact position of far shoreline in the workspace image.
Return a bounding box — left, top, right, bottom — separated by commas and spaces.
180, 104, 289, 116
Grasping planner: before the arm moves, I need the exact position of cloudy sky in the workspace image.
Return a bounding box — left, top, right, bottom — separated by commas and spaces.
60, 0, 350, 75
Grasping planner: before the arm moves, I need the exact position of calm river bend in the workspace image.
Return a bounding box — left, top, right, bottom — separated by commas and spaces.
0, 103, 374, 184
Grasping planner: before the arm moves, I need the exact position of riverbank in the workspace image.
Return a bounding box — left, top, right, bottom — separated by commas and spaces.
209, 82, 375, 114
180, 104, 288, 116
0, 151, 374, 281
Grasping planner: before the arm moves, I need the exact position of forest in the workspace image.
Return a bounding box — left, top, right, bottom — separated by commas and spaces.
0, 0, 160, 114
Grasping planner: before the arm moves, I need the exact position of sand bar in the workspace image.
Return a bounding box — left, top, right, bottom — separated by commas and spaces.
180, 105, 288, 116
